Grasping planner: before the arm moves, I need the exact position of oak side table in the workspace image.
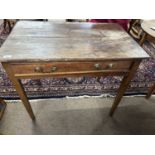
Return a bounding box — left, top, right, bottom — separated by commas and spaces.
0, 21, 149, 120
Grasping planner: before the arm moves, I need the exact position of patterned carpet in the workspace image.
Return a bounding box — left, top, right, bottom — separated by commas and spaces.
0, 22, 155, 99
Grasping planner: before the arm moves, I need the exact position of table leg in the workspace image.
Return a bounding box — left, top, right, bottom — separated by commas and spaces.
109, 61, 141, 116
146, 83, 155, 99
2, 63, 35, 120
0, 98, 5, 104
0, 98, 7, 120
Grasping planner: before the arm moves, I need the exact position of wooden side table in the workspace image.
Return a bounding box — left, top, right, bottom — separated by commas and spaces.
139, 20, 155, 45
0, 98, 6, 120
0, 21, 149, 120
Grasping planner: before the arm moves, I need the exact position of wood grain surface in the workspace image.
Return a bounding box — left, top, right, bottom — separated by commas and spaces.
0, 21, 149, 62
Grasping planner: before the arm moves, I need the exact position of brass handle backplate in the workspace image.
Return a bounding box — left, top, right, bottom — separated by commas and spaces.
108, 63, 114, 69
34, 66, 43, 73
94, 63, 101, 70
51, 66, 57, 72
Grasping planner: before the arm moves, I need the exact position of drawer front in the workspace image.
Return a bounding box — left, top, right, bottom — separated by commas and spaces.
11, 61, 132, 75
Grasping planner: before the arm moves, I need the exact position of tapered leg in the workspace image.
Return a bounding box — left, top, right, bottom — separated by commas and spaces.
109, 61, 141, 116
2, 63, 35, 120
146, 83, 155, 99
0, 98, 7, 120
0, 98, 6, 104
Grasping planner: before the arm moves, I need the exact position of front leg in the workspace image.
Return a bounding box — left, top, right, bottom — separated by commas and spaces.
2, 62, 35, 120
109, 60, 141, 116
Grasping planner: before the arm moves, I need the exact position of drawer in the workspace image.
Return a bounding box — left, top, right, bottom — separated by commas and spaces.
11, 60, 132, 75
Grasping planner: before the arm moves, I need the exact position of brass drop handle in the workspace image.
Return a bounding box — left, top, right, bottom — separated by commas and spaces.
94, 63, 101, 70
51, 66, 57, 72
34, 66, 43, 72
108, 63, 114, 69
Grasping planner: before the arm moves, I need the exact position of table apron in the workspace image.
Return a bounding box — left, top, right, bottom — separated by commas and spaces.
13, 69, 129, 79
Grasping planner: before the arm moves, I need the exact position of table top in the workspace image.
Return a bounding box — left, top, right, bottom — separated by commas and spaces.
141, 20, 155, 38
0, 21, 149, 62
